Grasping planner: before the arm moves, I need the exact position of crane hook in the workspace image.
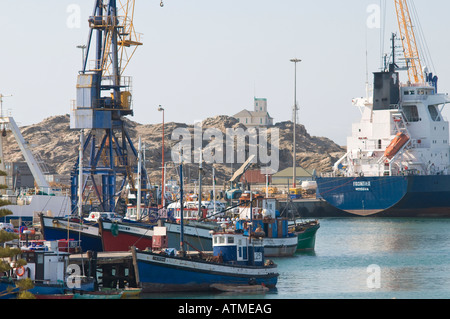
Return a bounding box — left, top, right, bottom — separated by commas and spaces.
160, 1, 164, 7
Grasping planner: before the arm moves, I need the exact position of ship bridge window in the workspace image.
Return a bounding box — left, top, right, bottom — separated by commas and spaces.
428, 105, 441, 122
403, 105, 420, 122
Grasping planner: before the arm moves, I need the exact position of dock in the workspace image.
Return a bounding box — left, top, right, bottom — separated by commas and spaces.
69, 251, 136, 289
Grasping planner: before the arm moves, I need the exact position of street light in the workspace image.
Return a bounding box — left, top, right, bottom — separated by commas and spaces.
290, 58, 301, 189
158, 105, 165, 208
76, 45, 87, 70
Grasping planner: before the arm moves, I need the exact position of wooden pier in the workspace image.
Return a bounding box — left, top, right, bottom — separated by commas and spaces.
69, 251, 137, 289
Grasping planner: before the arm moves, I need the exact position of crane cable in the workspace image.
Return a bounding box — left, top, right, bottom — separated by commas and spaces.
408, 0, 436, 76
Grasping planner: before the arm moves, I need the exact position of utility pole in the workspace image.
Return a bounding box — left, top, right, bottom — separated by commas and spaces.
290, 58, 301, 188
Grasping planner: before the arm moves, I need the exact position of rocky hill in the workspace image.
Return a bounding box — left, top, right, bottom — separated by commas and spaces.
2, 114, 345, 186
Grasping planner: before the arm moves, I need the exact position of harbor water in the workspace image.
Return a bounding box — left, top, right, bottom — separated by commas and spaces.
142, 218, 450, 299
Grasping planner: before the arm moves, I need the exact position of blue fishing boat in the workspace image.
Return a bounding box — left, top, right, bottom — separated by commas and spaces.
131, 164, 278, 293
39, 214, 103, 252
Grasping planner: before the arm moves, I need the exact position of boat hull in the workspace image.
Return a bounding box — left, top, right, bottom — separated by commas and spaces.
99, 220, 154, 252
164, 221, 218, 251
131, 248, 278, 293
294, 222, 320, 251
0, 280, 64, 299
0, 279, 94, 299
262, 236, 298, 257
316, 175, 450, 217
39, 215, 103, 252
165, 221, 300, 256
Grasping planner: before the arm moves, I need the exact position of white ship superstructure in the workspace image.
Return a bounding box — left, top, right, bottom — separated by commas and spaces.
334, 65, 450, 178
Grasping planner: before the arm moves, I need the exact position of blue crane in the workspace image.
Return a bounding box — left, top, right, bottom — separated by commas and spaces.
70, 0, 149, 215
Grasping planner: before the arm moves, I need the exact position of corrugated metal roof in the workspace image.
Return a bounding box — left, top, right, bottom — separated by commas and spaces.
273, 167, 312, 177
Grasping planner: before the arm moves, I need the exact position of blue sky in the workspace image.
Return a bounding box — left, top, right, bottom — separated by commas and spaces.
1, 0, 449, 146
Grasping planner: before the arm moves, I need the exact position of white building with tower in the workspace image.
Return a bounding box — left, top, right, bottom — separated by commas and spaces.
233, 98, 274, 127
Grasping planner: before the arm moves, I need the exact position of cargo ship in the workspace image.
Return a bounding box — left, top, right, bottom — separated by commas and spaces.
316, 31, 450, 216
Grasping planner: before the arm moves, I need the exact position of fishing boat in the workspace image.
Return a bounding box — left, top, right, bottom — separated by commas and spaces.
132, 229, 278, 293
99, 219, 154, 252
39, 214, 103, 252
0, 240, 95, 299
280, 200, 320, 251
162, 193, 319, 256
131, 164, 278, 293
164, 200, 222, 250
289, 220, 320, 251
234, 193, 298, 257
315, 18, 450, 217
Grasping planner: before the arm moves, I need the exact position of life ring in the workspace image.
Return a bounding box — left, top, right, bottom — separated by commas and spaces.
15, 266, 25, 277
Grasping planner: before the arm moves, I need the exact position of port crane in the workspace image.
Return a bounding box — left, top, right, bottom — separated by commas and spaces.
70, 0, 150, 214
394, 0, 424, 84
0, 95, 51, 192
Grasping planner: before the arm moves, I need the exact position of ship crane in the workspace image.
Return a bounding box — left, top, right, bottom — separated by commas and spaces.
70, 0, 152, 215
394, 0, 424, 84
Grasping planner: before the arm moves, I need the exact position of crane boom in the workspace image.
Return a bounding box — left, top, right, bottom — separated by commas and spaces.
0, 117, 51, 190
394, 0, 424, 84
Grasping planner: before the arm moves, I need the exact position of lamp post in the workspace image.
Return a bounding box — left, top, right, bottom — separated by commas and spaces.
76, 45, 86, 70
158, 105, 165, 208
290, 58, 301, 189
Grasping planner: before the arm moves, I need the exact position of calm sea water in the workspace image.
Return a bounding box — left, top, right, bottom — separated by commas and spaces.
141, 218, 450, 300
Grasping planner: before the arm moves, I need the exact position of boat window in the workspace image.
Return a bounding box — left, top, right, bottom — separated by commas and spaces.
219, 236, 225, 244
428, 105, 441, 122
403, 105, 420, 122
228, 236, 234, 244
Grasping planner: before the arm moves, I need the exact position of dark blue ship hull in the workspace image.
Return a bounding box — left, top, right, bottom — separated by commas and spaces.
316, 175, 450, 217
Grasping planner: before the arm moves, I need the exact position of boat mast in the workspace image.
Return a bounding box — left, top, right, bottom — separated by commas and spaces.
213, 164, 216, 215
179, 163, 184, 254
137, 136, 142, 220
78, 130, 84, 218
198, 150, 202, 218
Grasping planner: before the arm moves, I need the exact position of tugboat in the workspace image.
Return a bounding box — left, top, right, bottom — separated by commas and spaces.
316, 13, 450, 217
131, 165, 278, 293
